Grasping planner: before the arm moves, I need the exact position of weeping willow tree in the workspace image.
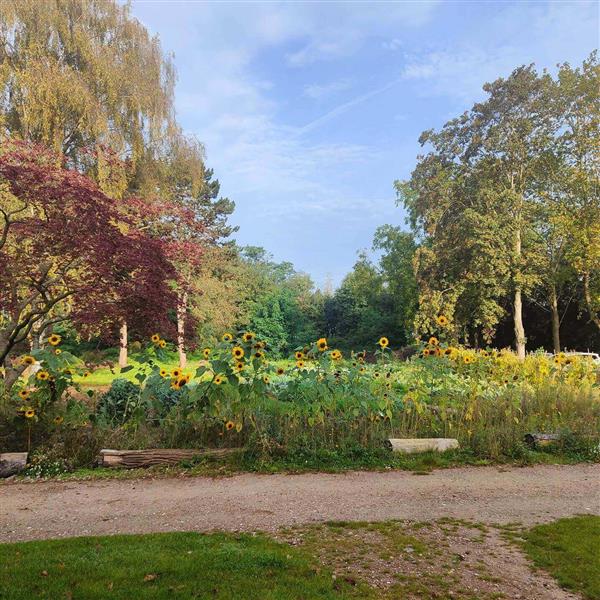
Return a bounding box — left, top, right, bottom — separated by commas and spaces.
0, 0, 178, 178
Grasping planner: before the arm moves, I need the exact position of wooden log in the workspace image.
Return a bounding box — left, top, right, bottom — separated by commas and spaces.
384, 438, 459, 454
0, 452, 28, 477
523, 433, 561, 448
98, 448, 239, 469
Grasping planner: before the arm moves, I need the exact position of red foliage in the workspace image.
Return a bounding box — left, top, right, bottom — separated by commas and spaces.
0, 140, 177, 356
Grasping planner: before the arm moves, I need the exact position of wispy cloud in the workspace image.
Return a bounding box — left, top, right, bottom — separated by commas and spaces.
303, 79, 353, 100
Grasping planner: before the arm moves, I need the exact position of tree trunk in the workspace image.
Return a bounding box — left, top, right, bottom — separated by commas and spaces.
513, 224, 526, 360
583, 270, 600, 331
177, 291, 188, 369
550, 283, 561, 354
118, 320, 128, 368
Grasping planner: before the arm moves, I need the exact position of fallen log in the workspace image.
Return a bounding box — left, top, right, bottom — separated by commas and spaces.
384, 438, 459, 454
0, 452, 28, 477
523, 433, 561, 448
98, 448, 239, 469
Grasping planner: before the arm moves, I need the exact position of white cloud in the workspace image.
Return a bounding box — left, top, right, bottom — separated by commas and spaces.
303, 79, 353, 100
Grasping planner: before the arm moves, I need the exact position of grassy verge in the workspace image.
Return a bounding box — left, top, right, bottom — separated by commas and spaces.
11, 446, 590, 483
522, 515, 600, 599
0, 531, 368, 600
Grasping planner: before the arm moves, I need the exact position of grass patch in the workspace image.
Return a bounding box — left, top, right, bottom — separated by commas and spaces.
0, 531, 367, 600
523, 515, 600, 599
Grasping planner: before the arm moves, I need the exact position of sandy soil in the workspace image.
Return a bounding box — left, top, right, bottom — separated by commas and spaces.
1, 464, 598, 543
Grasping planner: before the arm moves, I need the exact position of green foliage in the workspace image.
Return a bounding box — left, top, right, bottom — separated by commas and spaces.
95, 379, 142, 427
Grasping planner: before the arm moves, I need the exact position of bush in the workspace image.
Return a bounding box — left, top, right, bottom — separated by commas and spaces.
95, 379, 141, 427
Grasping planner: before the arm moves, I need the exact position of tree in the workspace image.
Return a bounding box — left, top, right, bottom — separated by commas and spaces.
0, 141, 175, 384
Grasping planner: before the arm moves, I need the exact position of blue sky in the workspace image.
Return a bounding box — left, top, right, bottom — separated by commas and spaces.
131, 0, 598, 288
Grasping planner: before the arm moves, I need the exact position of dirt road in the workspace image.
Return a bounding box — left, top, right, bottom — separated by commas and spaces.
1, 464, 598, 542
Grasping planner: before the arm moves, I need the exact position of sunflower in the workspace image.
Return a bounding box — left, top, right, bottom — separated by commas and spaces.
225, 420, 235, 431
54, 349, 62, 355
263, 376, 270, 384
242, 332, 255, 342
159, 339, 167, 348
296, 360, 305, 369
21, 355, 36, 366
232, 346, 245, 360
330, 350, 342, 360
214, 375, 224, 385
436, 315, 449, 327
294, 351, 304, 360
160, 369, 168, 378
222, 333, 233, 342
463, 355, 472, 364
203, 348, 211, 359
151, 334, 160, 344
276, 367, 285, 375
317, 338, 328, 352
359, 366, 366, 374
444, 348, 453, 355
422, 348, 431, 357
53, 415, 64, 425
171, 380, 181, 390
234, 362, 244, 372
254, 350, 265, 359
378, 336, 389, 348
253, 341, 266, 349
171, 368, 183, 378
18, 389, 30, 400
48, 334, 61, 346
428, 337, 439, 346
36, 370, 50, 381
24, 409, 35, 419
176, 376, 188, 388
373, 372, 381, 378
83, 371, 91, 378
357, 356, 365, 364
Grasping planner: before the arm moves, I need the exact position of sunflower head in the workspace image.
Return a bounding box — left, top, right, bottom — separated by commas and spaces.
222, 333, 233, 343
276, 367, 285, 375
160, 369, 168, 378
36, 370, 50, 381
54, 349, 62, 355
177, 376, 188, 388
373, 372, 381, 378
214, 375, 224, 385
171, 380, 181, 390
294, 351, 304, 360
18, 389, 30, 400
232, 346, 245, 360
203, 348, 211, 359
83, 371, 91, 378
422, 348, 431, 357
330, 350, 342, 360
171, 368, 182, 378
151, 334, 160, 344
234, 362, 244, 372
225, 420, 235, 431
263, 376, 270, 384
242, 332, 255, 342
48, 334, 61, 346
296, 360, 305, 369
159, 339, 167, 348
254, 350, 265, 359
378, 336, 389, 348
317, 338, 328, 351
24, 409, 35, 419
21, 355, 36, 366
53, 415, 64, 425
428, 337, 439, 346
436, 315, 449, 327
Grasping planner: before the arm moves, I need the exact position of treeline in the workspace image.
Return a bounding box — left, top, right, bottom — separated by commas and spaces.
0, 0, 598, 377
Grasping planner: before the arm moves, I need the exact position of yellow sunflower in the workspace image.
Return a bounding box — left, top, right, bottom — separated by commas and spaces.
53, 415, 64, 425
422, 348, 431, 357
296, 360, 305, 369
254, 350, 265, 359
160, 369, 168, 378
159, 339, 167, 348
378, 336, 389, 348
18, 389, 30, 400
232, 346, 244, 360
48, 334, 61, 346
294, 351, 304, 360
317, 338, 328, 352
24, 409, 35, 419
36, 370, 50, 381
276, 367, 285, 375
171, 368, 183, 378
83, 371, 91, 378
171, 380, 181, 390
54, 349, 62, 355
151, 334, 160, 344
203, 348, 211, 359
428, 337, 439, 346
225, 420, 235, 431
234, 362, 244, 372
263, 376, 270, 384
242, 332, 255, 342
176, 376, 188, 388
436, 315, 449, 327
21, 355, 36, 366
214, 375, 224, 385
222, 333, 233, 342
330, 350, 342, 360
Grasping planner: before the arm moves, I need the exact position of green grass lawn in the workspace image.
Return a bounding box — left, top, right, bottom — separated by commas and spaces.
0, 531, 367, 600
523, 515, 600, 599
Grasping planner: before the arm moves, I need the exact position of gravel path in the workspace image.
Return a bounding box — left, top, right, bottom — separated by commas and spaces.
1, 464, 598, 542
